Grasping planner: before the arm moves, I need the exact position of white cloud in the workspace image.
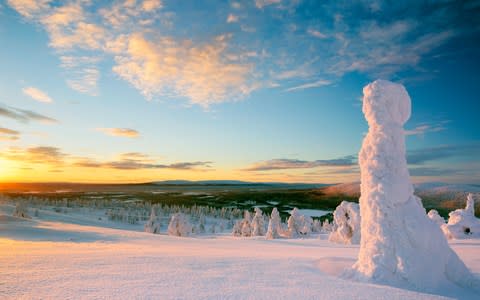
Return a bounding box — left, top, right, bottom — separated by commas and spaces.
112, 34, 254, 107
227, 14, 239, 23
307, 29, 327, 39
284, 79, 331, 92
96, 128, 140, 138
255, 0, 282, 9
22, 86, 53, 103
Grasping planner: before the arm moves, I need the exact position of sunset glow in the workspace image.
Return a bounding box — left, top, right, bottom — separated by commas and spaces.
1, 1, 479, 184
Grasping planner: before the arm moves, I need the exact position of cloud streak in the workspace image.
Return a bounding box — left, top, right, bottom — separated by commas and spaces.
0, 104, 58, 124
22, 86, 53, 103
243, 156, 357, 171
0, 127, 20, 141
96, 127, 140, 138
284, 80, 331, 92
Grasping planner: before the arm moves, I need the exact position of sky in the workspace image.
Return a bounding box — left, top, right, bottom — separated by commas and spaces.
0, 0, 479, 184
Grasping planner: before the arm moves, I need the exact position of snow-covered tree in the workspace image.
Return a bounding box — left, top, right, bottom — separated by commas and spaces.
347, 80, 475, 290
427, 209, 445, 227
287, 208, 304, 238
144, 206, 162, 234
168, 213, 192, 237
251, 207, 265, 236
241, 211, 252, 237
321, 219, 333, 233
232, 220, 243, 236
13, 201, 30, 219
266, 207, 282, 239
329, 201, 360, 244
442, 193, 480, 239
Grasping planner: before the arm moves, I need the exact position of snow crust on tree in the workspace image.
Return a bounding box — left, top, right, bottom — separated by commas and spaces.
266, 207, 282, 239
328, 201, 360, 244
13, 201, 30, 219
427, 209, 445, 227
442, 193, 480, 239
347, 80, 477, 291
167, 213, 192, 237
144, 206, 161, 234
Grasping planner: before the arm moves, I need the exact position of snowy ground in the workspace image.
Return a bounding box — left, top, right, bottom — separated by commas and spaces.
1, 204, 479, 299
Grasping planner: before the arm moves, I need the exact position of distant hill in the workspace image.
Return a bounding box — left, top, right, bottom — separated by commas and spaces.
318, 181, 480, 217
150, 180, 327, 188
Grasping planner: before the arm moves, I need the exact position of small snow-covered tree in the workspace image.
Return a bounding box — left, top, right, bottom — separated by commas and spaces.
287, 208, 304, 238
442, 193, 480, 239
241, 211, 252, 237
144, 206, 162, 234
322, 219, 333, 233
328, 201, 360, 244
299, 215, 313, 235
266, 207, 282, 239
167, 213, 192, 237
232, 220, 243, 236
13, 201, 30, 219
251, 207, 265, 236
198, 215, 206, 233
427, 209, 445, 227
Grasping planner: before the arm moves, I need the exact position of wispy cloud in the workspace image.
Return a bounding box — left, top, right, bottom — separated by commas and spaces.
405, 121, 448, 136
255, 0, 282, 9
407, 144, 480, 165
22, 86, 53, 103
307, 29, 327, 39
0, 145, 213, 171
0, 127, 20, 141
284, 79, 331, 92
0, 104, 57, 123
0, 146, 67, 165
227, 14, 239, 23
243, 156, 357, 171
96, 128, 140, 138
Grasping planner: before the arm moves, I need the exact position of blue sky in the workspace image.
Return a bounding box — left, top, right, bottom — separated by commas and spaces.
0, 0, 479, 183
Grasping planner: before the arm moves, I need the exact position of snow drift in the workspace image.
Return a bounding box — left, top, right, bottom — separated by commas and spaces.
443, 193, 480, 239
347, 80, 477, 292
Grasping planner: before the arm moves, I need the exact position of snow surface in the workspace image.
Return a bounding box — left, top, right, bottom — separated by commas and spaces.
349, 80, 478, 292
296, 209, 331, 217
1, 202, 480, 299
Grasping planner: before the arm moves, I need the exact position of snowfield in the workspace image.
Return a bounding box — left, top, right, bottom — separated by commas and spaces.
1, 204, 479, 300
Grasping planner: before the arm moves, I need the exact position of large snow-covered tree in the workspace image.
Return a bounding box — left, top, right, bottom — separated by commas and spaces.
347, 80, 476, 291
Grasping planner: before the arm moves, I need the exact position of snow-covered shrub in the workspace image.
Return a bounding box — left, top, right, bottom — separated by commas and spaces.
251, 207, 265, 236
329, 201, 360, 244
266, 207, 282, 239
13, 201, 31, 219
427, 209, 445, 227
167, 213, 192, 237
442, 193, 480, 239
144, 206, 162, 234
